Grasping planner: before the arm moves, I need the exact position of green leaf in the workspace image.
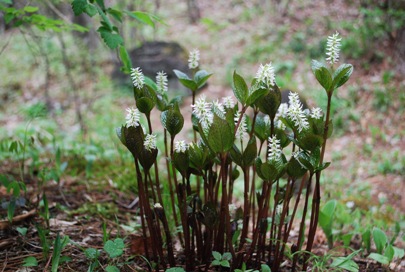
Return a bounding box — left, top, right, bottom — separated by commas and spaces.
311, 60, 333, 91
207, 115, 234, 153
97, 28, 123, 49
255, 86, 281, 120
261, 264, 271, 272
166, 268, 186, 272
24, 6, 38, 13
373, 228, 387, 254
233, 71, 248, 105
23, 256, 38, 267
319, 200, 337, 248
384, 244, 395, 262
220, 260, 230, 268
51, 233, 70, 272
84, 4, 97, 17
104, 238, 124, 258
368, 253, 389, 265
173, 69, 198, 91
194, 70, 212, 89
254, 115, 271, 142
286, 156, 307, 178
161, 107, 184, 137
17, 227, 28, 236
7, 198, 16, 222
84, 248, 99, 260
393, 246, 405, 259
212, 251, 222, 261
246, 88, 269, 106
297, 133, 323, 152
125, 11, 156, 27
106, 265, 120, 272
362, 228, 371, 252
0, 0, 12, 4
242, 137, 257, 167
136, 97, 155, 114
107, 8, 123, 22
71, 0, 88, 16
173, 151, 189, 176
222, 252, 232, 261
119, 45, 132, 74
332, 64, 353, 89
331, 257, 359, 272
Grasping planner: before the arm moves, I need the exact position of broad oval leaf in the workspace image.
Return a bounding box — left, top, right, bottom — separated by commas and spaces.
311, 60, 333, 91
161, 108, 184, 137
333, 63, 353, 89
207, 115, 234, 153
233, 71, 248, 105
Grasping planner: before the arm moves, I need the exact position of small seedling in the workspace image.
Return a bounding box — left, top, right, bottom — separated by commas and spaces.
211, 251, 232, 268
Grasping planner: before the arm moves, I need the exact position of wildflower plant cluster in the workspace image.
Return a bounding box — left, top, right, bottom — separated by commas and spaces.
117, 33, 353, 271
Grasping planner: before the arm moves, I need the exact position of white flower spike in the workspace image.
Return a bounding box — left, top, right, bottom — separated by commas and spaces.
156, 71, 168, 93
311, 107, 323, 119
188, 49, 200, 69
268, 135, 282, 162
255, 62, 275, 88
174, 140, 188, 153
234, 111, 248, 140
130, 67, 145, 89
326, 32, 341, 64
125, 107, 141, 128
222, 96, 235, 109
144, 134, 157, 151
191, 95, 213, 131
287, 92, 309, 132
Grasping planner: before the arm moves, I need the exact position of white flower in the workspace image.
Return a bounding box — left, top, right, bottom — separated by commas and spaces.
222, 96, 235, 109
234, 111, 248, 140
310, 107, 323, 119
255, 62, 275, 88
174, 140, 188, 153
156, 71, 168, 93
276, 204, 283, 215
264, 115, 271, 126
144, 134, 157, 151
287, 92, 309, 132
125, 107, 141, 127
212, 100, 226, 119
191, 95, 213, 131
277, 120, 286, 130
130, 67, 145, 89
277, 103, 289, 118
268, 135, 282, 161
188, 49, 200, 69
346, 201, 355, 209
154, 203, 163, 209
326, 32, 341, 64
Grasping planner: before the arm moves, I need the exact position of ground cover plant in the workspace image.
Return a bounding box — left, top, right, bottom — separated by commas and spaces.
0, 0, 404, 271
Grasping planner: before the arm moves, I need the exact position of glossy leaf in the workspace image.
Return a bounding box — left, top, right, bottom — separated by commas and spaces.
333, 64, 353, 89
161, 108, 184, 137
311, 60, 332, 91
207, 115, 234, 153
194, 70, 212, 89
233, 71, 248, 105
173, 69, 198, 91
